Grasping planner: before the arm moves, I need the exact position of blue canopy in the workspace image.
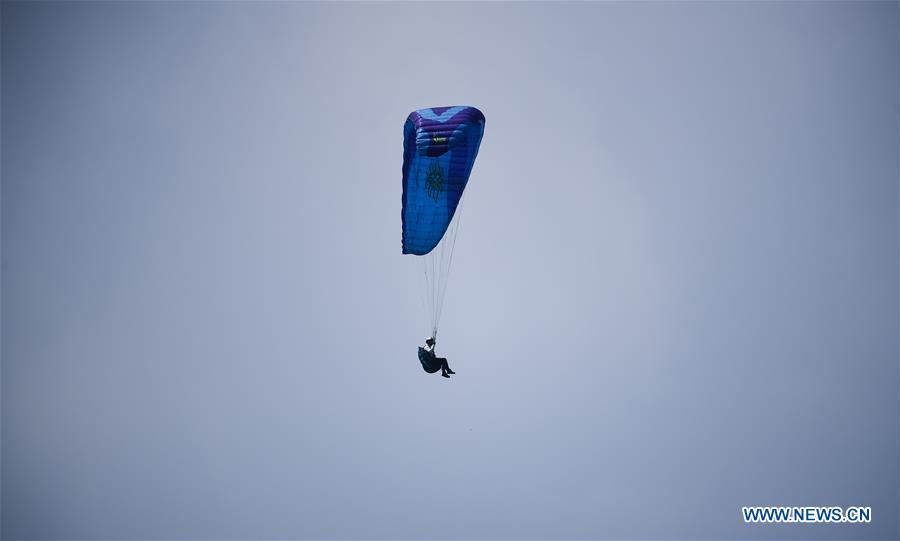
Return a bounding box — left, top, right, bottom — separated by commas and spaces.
401, 106, 485, 255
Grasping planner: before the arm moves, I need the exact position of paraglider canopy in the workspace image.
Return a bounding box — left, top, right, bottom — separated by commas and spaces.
401, 106, 485, 256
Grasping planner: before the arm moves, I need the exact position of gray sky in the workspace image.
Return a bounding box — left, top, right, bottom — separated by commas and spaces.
2, 2, 898, 539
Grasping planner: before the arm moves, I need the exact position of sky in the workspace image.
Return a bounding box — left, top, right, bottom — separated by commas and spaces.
2, 2, 898, 539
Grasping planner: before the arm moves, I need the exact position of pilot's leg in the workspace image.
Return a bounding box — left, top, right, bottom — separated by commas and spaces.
439, 357, 455, 376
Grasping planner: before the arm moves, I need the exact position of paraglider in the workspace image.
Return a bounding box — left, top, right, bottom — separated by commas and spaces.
401, 106, 485, 376
418, 337, 455, 378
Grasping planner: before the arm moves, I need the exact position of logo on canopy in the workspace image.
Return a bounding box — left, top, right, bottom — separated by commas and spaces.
425, 160, 445, 202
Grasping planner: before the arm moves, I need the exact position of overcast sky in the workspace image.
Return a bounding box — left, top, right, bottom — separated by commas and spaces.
2, 2, 898, 539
